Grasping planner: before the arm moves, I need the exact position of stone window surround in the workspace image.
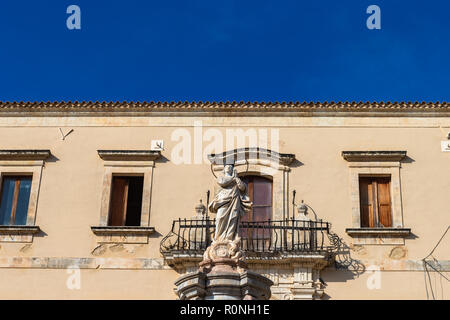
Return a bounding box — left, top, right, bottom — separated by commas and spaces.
0, 150, 51, 243
92, 150, 160, 244
342, 151, 411, 245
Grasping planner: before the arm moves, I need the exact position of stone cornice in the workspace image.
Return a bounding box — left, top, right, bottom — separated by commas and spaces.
0, 255, 447, 272
1, 101, 450, 117
208, 148, 296, 166
342, 151, 407, 162
346, 227, 411, 237
97, 150, 161, 161
0, 150, 51, 161
163, 251, 332, 272
91, 226, 156, 236
0, 225, 41, 235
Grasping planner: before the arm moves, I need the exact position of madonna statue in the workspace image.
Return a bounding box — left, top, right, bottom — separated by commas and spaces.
208, 164, 252, 242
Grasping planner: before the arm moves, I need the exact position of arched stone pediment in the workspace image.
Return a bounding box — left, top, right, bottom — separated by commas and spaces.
207, 148, 295, 172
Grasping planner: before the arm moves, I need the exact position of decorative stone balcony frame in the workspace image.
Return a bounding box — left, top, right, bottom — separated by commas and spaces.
160, 217, 335, 300
0, 150, 51, 243
197, 148, 330, 299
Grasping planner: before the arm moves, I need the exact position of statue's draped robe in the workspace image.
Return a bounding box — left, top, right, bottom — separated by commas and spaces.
209, 175, 252, 241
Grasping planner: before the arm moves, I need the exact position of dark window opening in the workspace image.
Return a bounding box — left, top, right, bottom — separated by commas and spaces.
359, 176, 392, 228
0, 176, 32, 226
108, 176, 144, 227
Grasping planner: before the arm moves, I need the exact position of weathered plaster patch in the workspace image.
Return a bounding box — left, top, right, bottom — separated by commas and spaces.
109, 244, 125, 252
350, 245, 367, 255
19, 244, 32, 253
91, 244, 107, 256
123, 244, 141, 254
389, 247, 407, 260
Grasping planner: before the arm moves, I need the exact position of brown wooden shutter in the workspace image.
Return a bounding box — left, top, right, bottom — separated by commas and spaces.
240, 176, 272, 240
108, 177, 129, 226
359, 178, 374, 228
252, 177, 272, 239
377, 178, 392, 227
10, 179, 21, 225
239, 178, 253, 239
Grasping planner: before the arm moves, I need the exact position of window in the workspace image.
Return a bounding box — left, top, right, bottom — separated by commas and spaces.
94, 150, 160, 244
359, 176, 392, 228
0, 176, 32, 226
108, 176, 144, 227
342, 151, 410, 245
240, 175, 272, 240
0, 150, 50, 243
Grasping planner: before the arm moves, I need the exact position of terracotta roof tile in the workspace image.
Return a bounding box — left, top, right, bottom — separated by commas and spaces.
0, 101, 449, 116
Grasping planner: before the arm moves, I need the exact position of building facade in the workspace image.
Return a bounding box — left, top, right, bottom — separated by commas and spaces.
0, 101, 448, 300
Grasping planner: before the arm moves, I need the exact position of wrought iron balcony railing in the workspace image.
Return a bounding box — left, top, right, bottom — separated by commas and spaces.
160, 218, 332, 259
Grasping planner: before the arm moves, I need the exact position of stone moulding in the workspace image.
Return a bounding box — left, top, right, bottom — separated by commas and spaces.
174, 271, 206, 300
0, 256, 447, 272
208, 147, 295, 166
345, 228, 411, 237
0, 150, 51, 161
91, 226, 156, 244
2, 101, 450, 117
90, 226, 156, 236
342, 151, 407, 162
175, 270, 273, 300
163, 252, 204, 270
245, 253, 332, 269
97, 150, 161, 161
164, 251, 332, 273
0, 225, 41, 235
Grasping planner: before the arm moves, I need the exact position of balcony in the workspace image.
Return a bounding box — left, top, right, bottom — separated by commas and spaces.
160, 218, 334, 271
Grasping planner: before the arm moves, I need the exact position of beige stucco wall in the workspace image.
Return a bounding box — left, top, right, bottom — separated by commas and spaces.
0, 269, 441, 300
0, 115, 449, 299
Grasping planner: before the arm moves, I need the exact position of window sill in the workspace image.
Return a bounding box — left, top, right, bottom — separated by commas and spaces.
0, 225, 41, 243
91, 226, 155, 236
91, 226, 155, 244
346, 227, 411, 237
345, 227, 411, 245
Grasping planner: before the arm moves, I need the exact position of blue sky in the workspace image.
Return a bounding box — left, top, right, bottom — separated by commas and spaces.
0, 0, 449, 102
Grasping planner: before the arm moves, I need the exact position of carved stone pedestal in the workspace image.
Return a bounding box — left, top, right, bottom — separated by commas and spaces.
174, 240, 273, 300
